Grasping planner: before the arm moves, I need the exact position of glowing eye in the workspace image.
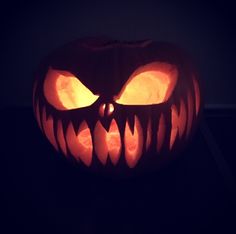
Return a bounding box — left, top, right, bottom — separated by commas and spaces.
44, 68, 99, 110
114, 62, 178, 105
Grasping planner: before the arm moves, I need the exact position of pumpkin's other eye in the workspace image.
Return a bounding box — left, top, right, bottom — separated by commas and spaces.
44, 68, 99, 110
114, 62, 178, 105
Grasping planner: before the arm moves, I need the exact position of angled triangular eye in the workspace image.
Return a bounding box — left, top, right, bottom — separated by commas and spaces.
44, 68, 99, 110
114, 62, 178, 105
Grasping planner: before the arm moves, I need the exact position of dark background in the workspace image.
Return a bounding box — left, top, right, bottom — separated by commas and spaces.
0, 0, 236, 108
1, 1, 236, 234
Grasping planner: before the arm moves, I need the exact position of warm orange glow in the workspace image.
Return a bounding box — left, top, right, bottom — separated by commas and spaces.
42, 107, 59, 151
66, 121, 93, 166
94, 121, 107, 164
107, 103, 114, 115
124, 116, 143, 168
115, 62, 178, 105
57, 120, 67, 156
99, 103, 115, 117
178, 100, 187, 138
94, 119, 121, 165
107, 119, 121, 164
193, 78, 200, 116
146, 119, 152, 151
99, 103, 106, 117
186, 92, 193, 138
157, 114, 165, 152
44, 68, 99, 110
170, 100, 187, 149
170, 106, 178, 150
170, 130, 177, 150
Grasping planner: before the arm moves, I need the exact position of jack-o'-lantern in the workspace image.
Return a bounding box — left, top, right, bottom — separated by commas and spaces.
33, 38, 202, 175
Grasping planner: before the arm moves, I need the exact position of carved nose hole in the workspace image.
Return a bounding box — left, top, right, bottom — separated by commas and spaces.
99, 103, 114, 117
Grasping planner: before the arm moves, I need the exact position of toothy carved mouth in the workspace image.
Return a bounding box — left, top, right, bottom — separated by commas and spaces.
34, 89, 199, 169
94, 119, 121, 166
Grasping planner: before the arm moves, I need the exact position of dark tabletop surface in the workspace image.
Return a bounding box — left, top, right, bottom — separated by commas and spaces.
1, 107, 236, 234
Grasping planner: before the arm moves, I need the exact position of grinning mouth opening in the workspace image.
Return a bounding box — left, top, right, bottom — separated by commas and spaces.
34, 97, 199, 169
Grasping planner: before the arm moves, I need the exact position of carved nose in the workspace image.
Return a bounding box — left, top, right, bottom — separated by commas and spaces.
99, 103, 114, 117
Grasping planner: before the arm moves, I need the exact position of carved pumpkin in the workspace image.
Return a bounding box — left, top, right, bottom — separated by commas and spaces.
33, 38, 201, 175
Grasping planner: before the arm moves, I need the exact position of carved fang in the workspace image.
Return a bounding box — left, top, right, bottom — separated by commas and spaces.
94, 119, 121, 165
66, 121, 93, 166
124, 116, 143, 168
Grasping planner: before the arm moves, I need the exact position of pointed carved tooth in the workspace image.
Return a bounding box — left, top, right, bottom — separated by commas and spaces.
72, 120, 81, 136
94, 121, 108, 165
186, 91, 194, 138
124, 116, 143, 168
101, 118, 112, 132
77, 121, 93, 166
170, 100, 187, 149
42, 107, 59, 151
170, 128, 178, 150
146, 119, 152, 151
94, 120, 121, 166
57, 119, 67, 156
127, 115, 135, 135
170, 105, 178, 149
174, 99, 181, 115
107, 119, 121, 165
66, 121, 93, 166
157, 113, 165, 152
35, 100, 42, 131
179, 99, 187, 138
66, 122, 79, 160
193, 77, 200, 116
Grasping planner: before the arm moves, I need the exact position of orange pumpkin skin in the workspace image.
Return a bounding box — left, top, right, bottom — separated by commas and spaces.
33, 38, 202, 176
